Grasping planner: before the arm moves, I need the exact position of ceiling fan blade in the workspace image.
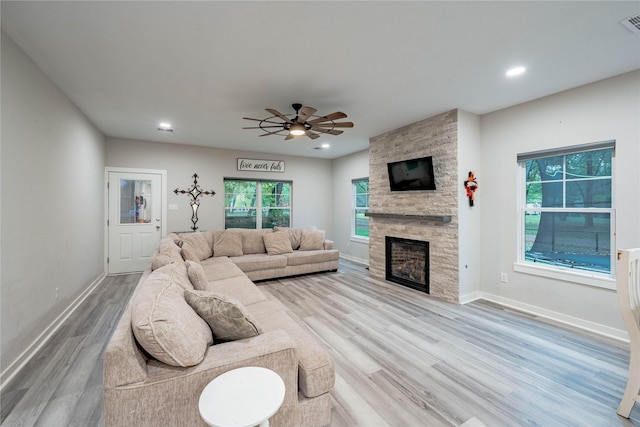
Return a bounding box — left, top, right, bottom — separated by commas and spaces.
284, 133, 296, 141
305, 131, 320, 140
307, 111, 347, 125
243, 117, 287, 126
311, 121, 354, 128
259, 130, 285, 137
266, 108, 293, 123
243, 125, 284, 129
310, 127, 343, 136
296, 106, 317, 123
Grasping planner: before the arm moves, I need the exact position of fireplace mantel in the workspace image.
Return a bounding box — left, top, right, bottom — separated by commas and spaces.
365, 212, 452, 223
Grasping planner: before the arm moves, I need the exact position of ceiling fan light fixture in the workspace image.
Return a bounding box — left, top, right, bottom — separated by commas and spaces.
289, 123, 306, 136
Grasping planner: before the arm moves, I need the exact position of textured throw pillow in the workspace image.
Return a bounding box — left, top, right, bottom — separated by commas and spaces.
263, 231, 294, 255
213, 231, 243, 257
184, 289, 263, 342
185, 260, 208, 290
131, 263, 213, 367
299, 229, 325, 251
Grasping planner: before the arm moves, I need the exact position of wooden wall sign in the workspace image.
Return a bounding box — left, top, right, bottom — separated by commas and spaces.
237, 158, 285, 173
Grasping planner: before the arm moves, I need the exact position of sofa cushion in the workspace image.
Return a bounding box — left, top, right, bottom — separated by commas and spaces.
274, 227, 303, 250
226, 228, 271, 254
158, 236, 183, 263
200, 275, 268, 306
299, 229, 326, 251
284, 249, 339, 266
230, 253, 288, 273
184, 289, 263, 342
201, 261, 246, 282
131, 263, 212, 367
150, 253, 175, 271
185, 260, 208, 290
263, 231, 294, 255
179, 232, 213, 261
250, 308, 334, 398
213, 231, 243, 257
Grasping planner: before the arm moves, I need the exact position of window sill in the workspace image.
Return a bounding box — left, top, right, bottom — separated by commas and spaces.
350, 236, 369, 244
513, 262, 615, 290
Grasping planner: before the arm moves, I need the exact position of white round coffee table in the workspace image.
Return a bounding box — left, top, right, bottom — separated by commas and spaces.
199, 367, 285, 427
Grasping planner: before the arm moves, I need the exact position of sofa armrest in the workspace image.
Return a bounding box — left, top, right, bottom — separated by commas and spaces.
323, 240, 334, 250
103, 303, 148, 389
104, 330, 299, 427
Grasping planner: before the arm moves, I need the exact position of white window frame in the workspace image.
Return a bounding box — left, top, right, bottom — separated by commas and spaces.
223, 178, 292, 229
515, 141, 616, 289
351, 178, 369, 243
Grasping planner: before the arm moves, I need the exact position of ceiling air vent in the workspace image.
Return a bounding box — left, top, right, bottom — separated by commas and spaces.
621, 14, 640, 33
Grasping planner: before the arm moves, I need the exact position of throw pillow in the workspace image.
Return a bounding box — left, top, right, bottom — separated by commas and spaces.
185, 260, 208, 290
213, 231, 243, 257
299, 229, 325, 251
263, 231, 294, 255
184, 289, 263, 342
131, 263, 213, 367
274, 227, 303, 250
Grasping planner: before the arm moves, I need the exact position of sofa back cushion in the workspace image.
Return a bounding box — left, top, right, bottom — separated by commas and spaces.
213, 231, 243, 257
299, 229, 326, 251
179, 231, 213, 261
131, 263, 212, 367
225, 228, 272, 254
158, 236, 183, 263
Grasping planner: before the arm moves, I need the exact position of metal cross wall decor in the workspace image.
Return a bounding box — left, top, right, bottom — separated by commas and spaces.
174, 173, 216, 231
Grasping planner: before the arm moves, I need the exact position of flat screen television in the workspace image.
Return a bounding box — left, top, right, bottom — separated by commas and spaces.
387, 156, 436, 191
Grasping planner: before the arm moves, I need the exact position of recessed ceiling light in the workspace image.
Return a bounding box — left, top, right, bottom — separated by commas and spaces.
506, 66, 526, 77
321, 143, 330, 149
157, 122, 173, 132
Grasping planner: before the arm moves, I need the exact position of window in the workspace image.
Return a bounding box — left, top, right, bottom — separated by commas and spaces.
224, 179, 291, 229
353, 178, 369, 238
518, 141, 615, 279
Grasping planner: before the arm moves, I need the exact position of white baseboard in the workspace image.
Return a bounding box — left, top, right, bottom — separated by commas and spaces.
460, 291, 629, 342
0, 272, 107, 392
339, 253, 369, 267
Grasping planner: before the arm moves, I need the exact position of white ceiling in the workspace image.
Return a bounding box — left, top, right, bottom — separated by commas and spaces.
2, 1, 639, 159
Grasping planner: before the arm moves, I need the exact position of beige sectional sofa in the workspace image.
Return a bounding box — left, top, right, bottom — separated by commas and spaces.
103, 228, 338, 427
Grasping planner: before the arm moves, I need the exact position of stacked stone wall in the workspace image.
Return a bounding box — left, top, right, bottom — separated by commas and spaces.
368, 109, 459, 302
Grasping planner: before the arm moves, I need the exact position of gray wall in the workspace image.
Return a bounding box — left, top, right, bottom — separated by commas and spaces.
105, 138, 334, 235
457, 110, 482, 300
1, 32, 106, 378
479, 70, 640, 336
331, 149, 369, 263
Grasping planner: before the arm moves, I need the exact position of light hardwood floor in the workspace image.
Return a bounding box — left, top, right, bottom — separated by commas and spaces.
2, 260, 639, 426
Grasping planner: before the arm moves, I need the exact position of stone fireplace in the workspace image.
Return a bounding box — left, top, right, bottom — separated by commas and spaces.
368, 109, 460, 303
385, 236, 429, 293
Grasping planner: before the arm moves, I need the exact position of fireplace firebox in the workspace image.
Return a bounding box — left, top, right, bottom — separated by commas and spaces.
385, 236, 429, 293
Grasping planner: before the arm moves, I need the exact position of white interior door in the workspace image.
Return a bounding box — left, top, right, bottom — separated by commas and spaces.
108, 171, 162, 274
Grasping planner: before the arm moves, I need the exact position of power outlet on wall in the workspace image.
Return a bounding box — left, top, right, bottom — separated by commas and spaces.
500, 273, 508, 283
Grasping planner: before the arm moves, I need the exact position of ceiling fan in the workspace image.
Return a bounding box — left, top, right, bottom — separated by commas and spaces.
243, 103, 354, 140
